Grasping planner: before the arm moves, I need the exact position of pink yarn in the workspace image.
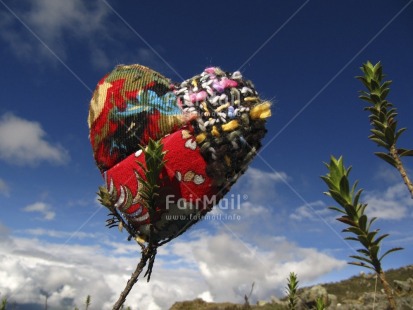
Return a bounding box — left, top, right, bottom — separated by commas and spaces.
212, 78, 238, 92
221, 78, 238, 88
212, 82, 224, 92
204, 67, 216, 74
190, 90, 208, 102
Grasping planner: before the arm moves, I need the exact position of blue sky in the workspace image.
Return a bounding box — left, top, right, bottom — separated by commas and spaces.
0, 0, 412, 309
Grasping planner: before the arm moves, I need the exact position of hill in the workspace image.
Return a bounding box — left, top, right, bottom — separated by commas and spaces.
170, 265, 413, 309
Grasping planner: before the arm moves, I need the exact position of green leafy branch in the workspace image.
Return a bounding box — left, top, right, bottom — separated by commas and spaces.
314, 297, 326, 310
357, 61, 413, 197
1, 297, 6, 310
286, 272, 299, 310
136, 138, 167, 224
321, 155, 402, 309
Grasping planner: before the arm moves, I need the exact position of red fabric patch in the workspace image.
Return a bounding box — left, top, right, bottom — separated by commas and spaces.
104, 129, 219, 231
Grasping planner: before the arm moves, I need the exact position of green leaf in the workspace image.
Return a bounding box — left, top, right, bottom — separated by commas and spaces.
372, 61, 382, 74
380, 80, 392, 89
357, 203, 367, 216
369, 137, 389, 148
356, 235, 371, 249
136, 161, 147, 173
353, 189, 363, 208
366, 217, 377, 232
372, 233, 389, 246
337, 216, 356, 226
356, 248, 370, 256
349, 255, 374, 266
330, 190, 350, 207
371, 119, 385, 130
345, 236, 360, 242
343, 203, 358, 219
379, 247, 404, 261
357, 78, 372, 92
339, 176, 351, 201
358, 215, 367, 231
359, 95, 374, 103
320, 176, 336, 191
380, 88, 390, 100
328, 206, 346, 214
370, 93, 381, 102
398, 148, 413, 157
367, 230, 379, 242
348, 261, 376, 271
370, 129, 385, 139
370, 80, 380, 91
384, 127, 395, 145
394, 128, 407, 142
363, 62, 374, 77
374, 152, 397, 168
343, 226, 364, 235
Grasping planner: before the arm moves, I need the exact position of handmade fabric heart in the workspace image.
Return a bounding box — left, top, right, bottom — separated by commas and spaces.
88, 64, 271, 242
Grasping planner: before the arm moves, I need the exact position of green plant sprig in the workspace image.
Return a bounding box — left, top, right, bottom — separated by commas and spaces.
322, 155, 402, 309
357, 61, 413, 197
315, 296, 326, 310
136, 138, 167, 223
321, 156, 403, 271
286, 272, 299, 310
1, 297, 7, 310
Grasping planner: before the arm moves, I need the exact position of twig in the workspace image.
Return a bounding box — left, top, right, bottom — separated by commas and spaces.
112, 245, 157, 310
378, 269, 397, 310
390, 144, 413, 198
98, 186, 138, 241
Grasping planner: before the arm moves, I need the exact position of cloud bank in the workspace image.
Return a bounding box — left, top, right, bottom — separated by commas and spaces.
0, 113, 69, 166
23, 202, 56, 221
0, 221, 345, 309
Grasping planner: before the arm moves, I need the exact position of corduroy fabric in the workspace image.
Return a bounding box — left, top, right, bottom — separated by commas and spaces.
88, 64, 187, 173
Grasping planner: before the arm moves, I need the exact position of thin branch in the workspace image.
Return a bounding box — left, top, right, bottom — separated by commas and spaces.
390, 145, 413, 198
98, 186, 138, 240
378, 269, 397, 309
112, 245, 157, 310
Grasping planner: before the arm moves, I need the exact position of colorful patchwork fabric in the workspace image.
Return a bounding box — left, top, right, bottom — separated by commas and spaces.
88, 64, 189, 173
88, 64, 271, 242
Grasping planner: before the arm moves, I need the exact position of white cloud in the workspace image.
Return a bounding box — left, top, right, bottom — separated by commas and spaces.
23, 202, 55, 220
0, 0, 110, 62
198, 291, 213, 302
0, 178, 10, 197
0, 1, 162, 71
290, 200, 331, 221
233, 167, 289, 204
22, 228, 98, 240
0, 224, 345, 309
364, 183, 413, 220
374, 164, 401, 184
26, 0, 108, 40
0, 113, 69, 166
178, 233, 345, 303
